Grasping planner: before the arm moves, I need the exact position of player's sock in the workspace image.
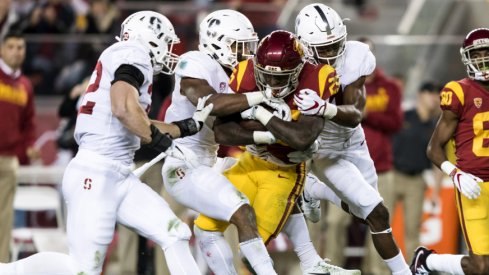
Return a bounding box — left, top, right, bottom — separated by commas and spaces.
426, 254, 464, 275
240, 237, 277, 275
283, 213, 322, 269
0, 252, 75, 274
163, 240, 201, 275
385, 251, 411, 275
193, 225, 237, 275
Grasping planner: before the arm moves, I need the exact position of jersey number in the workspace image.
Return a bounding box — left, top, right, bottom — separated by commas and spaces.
440, 91, 452, 106
80, 61, 103, 115
472, 111, 489, 156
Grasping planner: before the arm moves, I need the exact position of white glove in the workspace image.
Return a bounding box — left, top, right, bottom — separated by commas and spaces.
192, 95, 214, 131
264, 98, 292, 121
240, 105, 274, 125
287, 139, 320, 163
441, 161, 482, 199
294, 89, 337, 119
166, 143, 200, 169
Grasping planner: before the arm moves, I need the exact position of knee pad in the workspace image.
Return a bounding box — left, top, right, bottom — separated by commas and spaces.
194, 224, 224, 244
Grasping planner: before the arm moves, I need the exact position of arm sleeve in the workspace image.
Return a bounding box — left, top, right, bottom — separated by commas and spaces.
111, 64, 145, 91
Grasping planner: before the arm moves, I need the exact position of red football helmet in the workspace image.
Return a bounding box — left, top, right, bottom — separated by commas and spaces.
254, 30, 305, 98
460, 28, 489, 81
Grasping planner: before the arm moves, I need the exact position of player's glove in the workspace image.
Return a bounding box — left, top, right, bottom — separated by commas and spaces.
294, 89, 338, 119
240, 105, 274, 126
148, 124, 173, 153
287, 139, 320, 163
264, 98, 292, 121
173, 95, 214, 137
441, 161, 482, 199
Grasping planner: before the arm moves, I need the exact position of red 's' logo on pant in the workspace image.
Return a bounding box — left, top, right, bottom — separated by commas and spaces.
84, 178, 92, 190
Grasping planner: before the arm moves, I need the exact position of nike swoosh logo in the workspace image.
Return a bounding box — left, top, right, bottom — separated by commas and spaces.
304, 101, 319, 112
278, 174, 289, 179
414, 250, 424, 271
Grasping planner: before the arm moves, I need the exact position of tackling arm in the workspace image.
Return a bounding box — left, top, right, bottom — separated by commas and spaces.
111, 81, 153, 144
265, 115, 324, 151
181, 77, 264, 117
331, 77, 366, 127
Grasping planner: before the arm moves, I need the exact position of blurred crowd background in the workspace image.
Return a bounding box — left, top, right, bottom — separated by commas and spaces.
2, 0, 489, 274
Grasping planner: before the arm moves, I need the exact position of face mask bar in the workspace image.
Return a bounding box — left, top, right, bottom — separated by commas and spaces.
462, 46, 489, 81
155, 35, 181, 75
254, 63, 304, 98
309, 35, 346, 66
227, 36, 258, 66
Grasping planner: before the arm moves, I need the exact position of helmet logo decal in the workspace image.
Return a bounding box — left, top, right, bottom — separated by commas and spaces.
149, 16, 162, 33
208, 18, 221, 27
314, 5, 332, 35
293, 39, 304, 57
122, 32, 129, 41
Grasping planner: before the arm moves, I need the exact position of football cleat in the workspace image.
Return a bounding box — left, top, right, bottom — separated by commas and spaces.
303, 259, 361, 275
410, 246, 434, 275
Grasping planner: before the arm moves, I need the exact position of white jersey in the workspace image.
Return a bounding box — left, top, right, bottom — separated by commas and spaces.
318, 41, 376, 149
75, 41, 153, 165
165, 51, 234, 167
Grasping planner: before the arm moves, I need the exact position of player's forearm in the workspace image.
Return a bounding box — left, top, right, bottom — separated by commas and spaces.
150, 120, 181, 139
331, 105, 363, 127
426, 142, 448, 169
208, 93, 260, 117
111, 82, 152, 143
265, 117, 323, 151
115, 103, 152, 144
214, 120, 254, 146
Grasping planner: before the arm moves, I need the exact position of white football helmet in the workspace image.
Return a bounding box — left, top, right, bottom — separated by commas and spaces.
199, 9, 258, 69
295, 4, 347, 67
120, 11, 180, 75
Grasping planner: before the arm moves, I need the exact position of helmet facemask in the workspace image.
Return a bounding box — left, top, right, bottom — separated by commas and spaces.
461, 45, 489, 81
150, 34, 180, 75
254, 63, 304, 99
308, 35, 346, 67
228, 38, 258, 67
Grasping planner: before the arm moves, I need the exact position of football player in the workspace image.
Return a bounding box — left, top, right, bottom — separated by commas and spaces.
161, 9, 278, 275
293, 3, 411, 275
0, 11, 212, 275
411, 28, 489, 275
194, 30, 359, 275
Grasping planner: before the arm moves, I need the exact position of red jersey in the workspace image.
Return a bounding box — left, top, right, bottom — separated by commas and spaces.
229, 60, 339, 164
0, 68, 35, 163
362, 69, 403, 173
440, 78, 489, 180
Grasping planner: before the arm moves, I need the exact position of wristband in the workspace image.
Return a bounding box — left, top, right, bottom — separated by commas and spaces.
441, 161, 457, 177
323, 102, 338, 119
172, 118, 199, 138
245, 92, 265, 106
255, 106, 274, 125
253, 131, 276, 144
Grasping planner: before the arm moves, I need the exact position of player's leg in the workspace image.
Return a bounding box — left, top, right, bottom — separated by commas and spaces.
116, 173, 199, 275
412, 183, 489, 275
194, 153, 275, 275
0, 152, 127, 274
312, 155, 410, 275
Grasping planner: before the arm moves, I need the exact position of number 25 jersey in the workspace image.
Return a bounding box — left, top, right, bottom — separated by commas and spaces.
441, 78, 489, 181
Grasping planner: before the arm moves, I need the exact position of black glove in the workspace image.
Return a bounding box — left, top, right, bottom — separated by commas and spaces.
147, 124, 173, 153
